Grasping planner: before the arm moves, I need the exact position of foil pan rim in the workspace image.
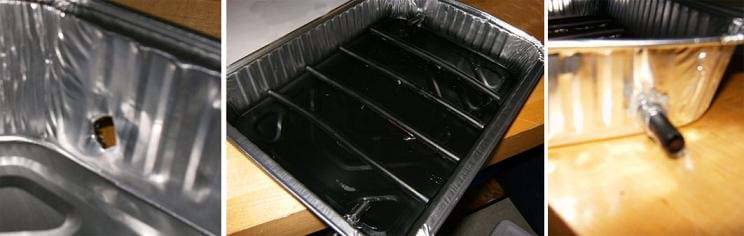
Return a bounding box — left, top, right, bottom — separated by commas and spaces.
549, 34, 744, 50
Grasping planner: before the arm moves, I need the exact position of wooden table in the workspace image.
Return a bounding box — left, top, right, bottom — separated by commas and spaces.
548, 64, 744, 235
226, 0, 545, 234
114, 0, 221, 38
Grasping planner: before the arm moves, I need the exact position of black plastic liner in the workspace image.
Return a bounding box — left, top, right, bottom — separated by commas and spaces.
227, 1, 543, 235
549, 16, 626, 39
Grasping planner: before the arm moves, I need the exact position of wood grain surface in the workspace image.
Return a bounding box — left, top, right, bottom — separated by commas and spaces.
548, 62, 744, 235
489, 78, 544, 166
114, 0, 221, 38
226, 1, 545, 235
227, 142, 325, 235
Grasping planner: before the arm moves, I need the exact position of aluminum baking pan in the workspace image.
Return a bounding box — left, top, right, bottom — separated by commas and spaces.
226, 0, 543, 235
0, 1, 221, 235
547, 0, 744, 151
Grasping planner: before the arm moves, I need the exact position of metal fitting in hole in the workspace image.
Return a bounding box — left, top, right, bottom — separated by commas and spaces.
636, 97, 685, 154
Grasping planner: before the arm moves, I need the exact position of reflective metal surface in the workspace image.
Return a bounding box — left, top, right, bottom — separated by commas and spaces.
0, 1, 220, 234
0, 140, 201, 235
547, 0, 744, 146
548, 44, 737, 146
227, 0, 543, 235
547, 0, 602, 19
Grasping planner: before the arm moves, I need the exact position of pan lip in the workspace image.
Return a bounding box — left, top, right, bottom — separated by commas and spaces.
1, 0, 221, 71
548, 34, 744, 50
